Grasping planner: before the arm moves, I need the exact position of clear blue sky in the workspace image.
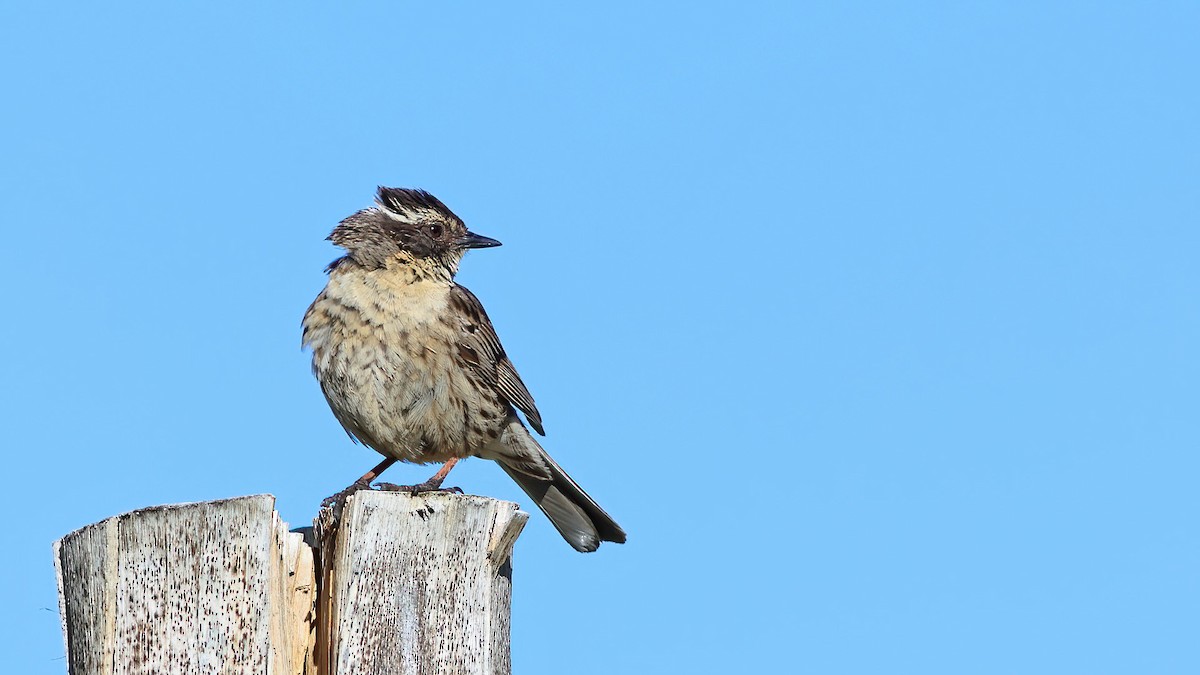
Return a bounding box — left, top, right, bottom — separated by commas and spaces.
3, 3, 1198, 673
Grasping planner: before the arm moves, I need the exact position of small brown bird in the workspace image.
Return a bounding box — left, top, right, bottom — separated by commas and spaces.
302, 187, 625, 552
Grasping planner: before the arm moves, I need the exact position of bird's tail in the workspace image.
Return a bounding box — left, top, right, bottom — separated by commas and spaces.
497, 442, 626, 553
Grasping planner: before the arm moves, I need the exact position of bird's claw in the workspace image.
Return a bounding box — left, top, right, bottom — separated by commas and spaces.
320, 478, 375, 510
374, 481, 464, 496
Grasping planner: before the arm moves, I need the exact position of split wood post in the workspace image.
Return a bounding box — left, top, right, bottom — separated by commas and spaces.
52, 495, 315, 675
54, 491, 529, 675
313, 491, 529, 675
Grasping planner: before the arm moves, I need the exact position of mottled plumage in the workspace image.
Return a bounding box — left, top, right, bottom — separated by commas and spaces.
302, 187, 625, 552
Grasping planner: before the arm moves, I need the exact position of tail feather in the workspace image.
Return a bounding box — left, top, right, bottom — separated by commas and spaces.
498, 449, 626, 553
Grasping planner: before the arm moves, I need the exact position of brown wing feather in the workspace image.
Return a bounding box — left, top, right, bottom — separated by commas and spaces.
449, 285, 545, 435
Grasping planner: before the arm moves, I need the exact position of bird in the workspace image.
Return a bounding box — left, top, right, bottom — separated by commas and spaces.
302, 186, 626, 552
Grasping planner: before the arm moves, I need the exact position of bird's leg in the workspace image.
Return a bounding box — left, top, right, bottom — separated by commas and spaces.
320, 457, 398, 508
376, 458, 464, 495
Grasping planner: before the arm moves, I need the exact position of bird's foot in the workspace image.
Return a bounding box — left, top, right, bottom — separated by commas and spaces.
375, 480, 464, 496
374, 458, 464, 495
320, 478, 376, 510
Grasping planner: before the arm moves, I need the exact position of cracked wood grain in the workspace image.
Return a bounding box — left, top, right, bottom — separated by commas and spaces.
314, 491, 528, 675
55, 492, 527, 675
54, 495, 315, 675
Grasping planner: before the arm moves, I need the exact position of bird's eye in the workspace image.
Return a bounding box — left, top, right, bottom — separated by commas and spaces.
428, 224, 444, 238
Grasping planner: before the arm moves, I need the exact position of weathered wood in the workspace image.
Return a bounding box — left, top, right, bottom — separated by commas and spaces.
56, 492, 529, 674
313, 491, 529, 675
53, 495, 315, 675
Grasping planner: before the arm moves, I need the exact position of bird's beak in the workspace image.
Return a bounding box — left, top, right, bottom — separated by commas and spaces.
458, 231, 502, 249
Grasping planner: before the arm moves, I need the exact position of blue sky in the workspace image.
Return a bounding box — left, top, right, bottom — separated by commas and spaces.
3, 2, 1198, 673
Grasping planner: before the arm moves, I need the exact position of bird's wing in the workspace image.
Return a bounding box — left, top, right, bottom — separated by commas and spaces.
448, 284, 545, 435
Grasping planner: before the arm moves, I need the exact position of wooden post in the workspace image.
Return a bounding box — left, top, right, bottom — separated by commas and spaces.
54, 492, 528, 675
53, 495, 315, 675
314, 491, 529, 675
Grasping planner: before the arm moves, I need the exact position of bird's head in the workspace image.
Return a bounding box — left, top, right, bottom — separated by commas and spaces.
329, 187, 500, 272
